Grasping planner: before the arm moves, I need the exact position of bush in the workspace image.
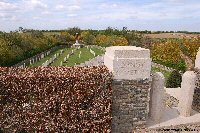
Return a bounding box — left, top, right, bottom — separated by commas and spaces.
166, 70, 182, 88
0, 66, 113, 132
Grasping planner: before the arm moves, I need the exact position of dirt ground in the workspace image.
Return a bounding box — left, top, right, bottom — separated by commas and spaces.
143, 33, 199, 39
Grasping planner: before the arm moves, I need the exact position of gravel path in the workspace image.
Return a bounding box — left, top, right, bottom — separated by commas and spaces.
77, 55, 104, 67
146, 122, 200, 132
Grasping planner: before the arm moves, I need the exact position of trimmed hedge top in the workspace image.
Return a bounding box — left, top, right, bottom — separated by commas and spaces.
0, 66, 113, 132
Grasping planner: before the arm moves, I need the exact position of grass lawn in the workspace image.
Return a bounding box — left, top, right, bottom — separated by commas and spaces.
64, 47, 104, 67
64, 47, 94, 66
50, 48, 73, 66
151, 67, 171, 80
91, 47, 105, 55
28, 46, 104, 67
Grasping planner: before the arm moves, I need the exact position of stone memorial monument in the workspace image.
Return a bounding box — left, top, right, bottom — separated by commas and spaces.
72, 33, 84, 48
104, 46, 152, 132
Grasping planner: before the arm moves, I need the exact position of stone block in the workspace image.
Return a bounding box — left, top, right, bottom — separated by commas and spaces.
195, 47, 200, 69
104, 46, 151, 80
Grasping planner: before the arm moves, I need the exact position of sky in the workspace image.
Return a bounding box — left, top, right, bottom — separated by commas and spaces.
0, 0, 200, 32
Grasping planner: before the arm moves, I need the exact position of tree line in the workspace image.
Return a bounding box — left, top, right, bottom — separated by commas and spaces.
0, 27, 154, 67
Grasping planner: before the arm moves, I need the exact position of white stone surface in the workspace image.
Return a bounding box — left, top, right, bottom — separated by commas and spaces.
148, 107, 200, 129
104, 46, 151, 80
105, 46, 150, 59
165, 87, 181, 100
150, 72, 165, 123
178, 71, 197, 117
195, 47, 200, 69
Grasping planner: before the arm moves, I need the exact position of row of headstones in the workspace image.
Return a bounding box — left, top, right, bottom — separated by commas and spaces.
42, 50, 64, 67
86, 45, 106, 52
60, 47, 81, 66
151, 62, 176, 72
18, 51, 51, 68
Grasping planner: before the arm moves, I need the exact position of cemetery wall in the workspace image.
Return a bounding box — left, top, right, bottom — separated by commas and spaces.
13, 45, 69, 67
112, 79, 151, 132
0, 66, 113, 132
193, 69, 200, 112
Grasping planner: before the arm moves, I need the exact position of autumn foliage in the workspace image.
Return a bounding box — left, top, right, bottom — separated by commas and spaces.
151, 37, 200, 70
0, 66, 113, 132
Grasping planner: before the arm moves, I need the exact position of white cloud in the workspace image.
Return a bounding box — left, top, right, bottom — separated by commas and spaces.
55, 5, 65, 10
0, 13, 17, 21
33, 16, 41, 20
1, 0, 200, 31
67, 13, 77, 17
41, 11, 51, 15
55, 4, 80, 11
26, 0, 47, 9
0, 2, 19, 11
68, 5, 81, 11
99, 3, 118, 9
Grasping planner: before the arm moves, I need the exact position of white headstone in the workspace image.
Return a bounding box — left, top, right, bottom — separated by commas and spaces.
104, 46, 151, 80
60, 61, 63, 66
195, 47, 200, 69
41, 54, 44, 59
64, 57, 67, 62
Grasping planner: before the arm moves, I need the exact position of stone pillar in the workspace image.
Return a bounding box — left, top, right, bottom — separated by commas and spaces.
179, 71, 197, 117
193, 47, 200, 112
149, 72, 165, 123
195, 47, 200, 69
104, 46, 151, 132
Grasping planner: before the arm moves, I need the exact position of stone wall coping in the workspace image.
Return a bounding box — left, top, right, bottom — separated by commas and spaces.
106, 46, 148, 51
105, 46, 150, 59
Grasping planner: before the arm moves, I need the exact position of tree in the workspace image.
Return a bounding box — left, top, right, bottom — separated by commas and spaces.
81, 31, 95, 45
67, 27, 81, 36
166, 70, 182, 88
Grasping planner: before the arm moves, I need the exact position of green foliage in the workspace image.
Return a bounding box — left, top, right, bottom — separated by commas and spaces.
81, 31, 96, 45
0, 31, 59, 66
166, 70, 182, 88
67, 27, 81, 36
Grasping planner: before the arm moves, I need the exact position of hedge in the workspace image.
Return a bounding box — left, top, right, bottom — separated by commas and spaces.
0, 66, 113, 132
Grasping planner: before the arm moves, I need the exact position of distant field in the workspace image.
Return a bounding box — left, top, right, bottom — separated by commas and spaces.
143, 33, 199, 39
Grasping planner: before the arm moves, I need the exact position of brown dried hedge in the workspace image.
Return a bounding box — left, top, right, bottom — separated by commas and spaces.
0, 66, 113, 132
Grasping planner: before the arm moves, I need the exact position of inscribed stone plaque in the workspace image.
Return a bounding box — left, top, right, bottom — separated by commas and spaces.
104, 46, 151, 80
